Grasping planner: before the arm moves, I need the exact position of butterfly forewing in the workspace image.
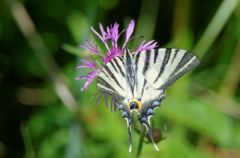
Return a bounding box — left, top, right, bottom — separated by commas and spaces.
134, 48, 200, 90
123, 50, 136, 96
97, 57, 124, 96
97, 55, 134, 99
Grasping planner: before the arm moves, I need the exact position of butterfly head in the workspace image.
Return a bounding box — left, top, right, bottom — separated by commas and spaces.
128, 98, 142, 111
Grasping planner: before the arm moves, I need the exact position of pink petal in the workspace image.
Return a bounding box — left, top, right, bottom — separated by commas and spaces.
107, 22, 119, 42
77, 60, 96, 69
76, 70, 99, 91
91, 26, 105, 44
99, 23, 109, 42
103, 46, 123, 63
123, 20, 135, 48
136, 40, 158, 52
80, 41, 99, 54
91, 25, 111, 54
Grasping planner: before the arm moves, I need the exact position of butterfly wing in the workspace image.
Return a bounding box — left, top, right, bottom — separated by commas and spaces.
97, 48, 200, 152
97, 50, 136, 100
96, 50, 135, 152
134, 48, 200, 112
134, 48, 200, 150
134, 48, 200, 91
97, 56, 126, 98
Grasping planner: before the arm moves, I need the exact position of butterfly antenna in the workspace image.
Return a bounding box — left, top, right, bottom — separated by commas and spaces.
129, 35, 144, 42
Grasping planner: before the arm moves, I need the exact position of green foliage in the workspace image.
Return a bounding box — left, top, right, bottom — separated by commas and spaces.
1, 0, 240, 158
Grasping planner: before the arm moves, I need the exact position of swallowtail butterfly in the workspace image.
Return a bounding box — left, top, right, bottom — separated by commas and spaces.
96, 48, 200, 152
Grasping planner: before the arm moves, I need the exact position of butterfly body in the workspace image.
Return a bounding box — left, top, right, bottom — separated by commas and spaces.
96, 48, 200, 152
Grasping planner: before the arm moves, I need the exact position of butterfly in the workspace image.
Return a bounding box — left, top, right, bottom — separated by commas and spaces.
96, 48, 200, 152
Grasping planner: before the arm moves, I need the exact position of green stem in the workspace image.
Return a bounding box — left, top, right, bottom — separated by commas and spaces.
21, 123, 36, 158
136, 127, 145, 158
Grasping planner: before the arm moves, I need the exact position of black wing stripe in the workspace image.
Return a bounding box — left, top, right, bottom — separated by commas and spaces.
140, 79, 147, 98
97, 84, 119, 97
125, 51, 134, 79
113, 58, 125, 77
170, 52, 193, 77
126, 51, 132, 66
154, 49, 159, 63
143, 50, 151, 75
153, 48, 171, 83
118, 56, 124, 65
109, 60, 118, 73
125, 51, 135, 93
159, 57, 199, 90
97, 77, 117, 93
135, 51, 141, 65
171, 49, 179, 64
135, 52, 142, 74
102, 69, 111, 79
104, 64, 124, 90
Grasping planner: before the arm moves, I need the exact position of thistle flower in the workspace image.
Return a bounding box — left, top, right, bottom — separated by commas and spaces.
77, 19, 158, 91
80, 41, 99, 54
77, 60, 96, 69
136, 40, 158, 53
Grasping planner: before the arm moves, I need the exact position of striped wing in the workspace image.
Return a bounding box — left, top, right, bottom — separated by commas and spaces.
96, 48, 199, 152
97, 48, 199, 103
97, 51, 135, 99
134, 48, 200, 91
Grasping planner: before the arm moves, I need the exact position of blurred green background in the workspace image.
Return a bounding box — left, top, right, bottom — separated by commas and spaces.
1, 0, 240, 157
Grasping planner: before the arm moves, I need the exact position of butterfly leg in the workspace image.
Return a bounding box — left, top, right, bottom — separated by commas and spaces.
118, 103, 132, 152
138, 100, 161, 151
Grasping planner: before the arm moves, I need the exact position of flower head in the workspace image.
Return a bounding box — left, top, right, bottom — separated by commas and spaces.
77, 60, 96, 69
80, 41, 99, 54
107, 22, 120, 42
76, 70, 99, 91
77, 19, 158, 91
136, 40, 158, 53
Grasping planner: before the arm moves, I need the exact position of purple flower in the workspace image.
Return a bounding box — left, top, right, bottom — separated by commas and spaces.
76, 70, 99, 91
91, 24, 108, 44
99, 23, 109, 42
80, 41, 99, 54
77, 60, 96, 69
103, 46, 123, 63
123, 20, 135, 48
77, 19, 158, 91
136, 40, 158, 53
107, 22, 120, 43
